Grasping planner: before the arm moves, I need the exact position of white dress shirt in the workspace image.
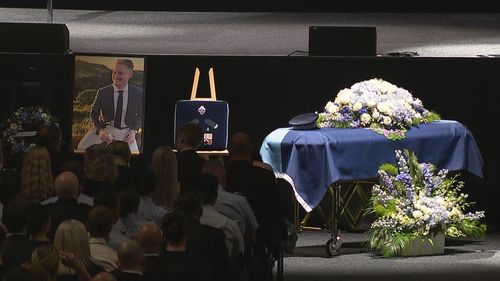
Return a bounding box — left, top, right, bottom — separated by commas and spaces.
89, 237, 119, 272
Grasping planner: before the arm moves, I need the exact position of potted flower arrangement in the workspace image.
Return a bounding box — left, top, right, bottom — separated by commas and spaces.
317, 78, 440, 140
367, 149, 486, 257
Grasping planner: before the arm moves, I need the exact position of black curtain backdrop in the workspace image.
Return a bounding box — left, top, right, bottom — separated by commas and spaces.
143, 55, 498, 228
1, 53, 498, 228
0, 53, 74, 154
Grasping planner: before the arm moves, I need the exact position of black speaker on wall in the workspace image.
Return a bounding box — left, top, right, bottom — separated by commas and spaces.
309, 26, 377, 56
0, 22, 69, 54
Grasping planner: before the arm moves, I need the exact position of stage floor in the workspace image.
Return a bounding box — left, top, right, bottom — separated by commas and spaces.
283, 231, 500, 281
2, 8, 500, 57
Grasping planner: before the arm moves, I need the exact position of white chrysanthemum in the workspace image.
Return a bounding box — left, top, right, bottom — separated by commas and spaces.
380, 80, 398, 94
352, 102, 363, 111
377, 102, 391, 115
336, 88, 353, 105
372, 110, 380, 119
360, 113, 371, 124
383, 116, 392, 125
412, 210, 423, 219
367, 100, 377, 108
414, 113, 422, 119
325, 101, 338, 113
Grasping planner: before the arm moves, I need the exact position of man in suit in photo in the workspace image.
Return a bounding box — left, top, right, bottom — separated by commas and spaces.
78, 59, 143, 153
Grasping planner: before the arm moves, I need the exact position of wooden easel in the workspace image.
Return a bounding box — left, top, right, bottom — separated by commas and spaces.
190, 67, 217, 101
189, 67, 228, 160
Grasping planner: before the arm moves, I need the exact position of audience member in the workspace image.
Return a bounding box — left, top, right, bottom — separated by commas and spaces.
112, 190, 147, 240
174, 192, 231, 281
150, 145, 179, 209
0, 160, 21, 206
53, 220, 104, 281
202, 160, 258, 245
26, 204, 51, 248
174, 124, 206, 193
20, 146, 54, 204
136, 167, 167, 225
108, 141, 134, 193
93, 189, 128, 250
42, 160, 93, 207
136, 223, 162, 281
83, 143, 108, 176
159, 211, 210, 281
84, 152, 117, 197
21, 260, 50, 281
31, 244, 60, 281
46, 172, 91, 238
0, 199, 34, 275
111, 239, 144, 281
2, 266, 32, 281
87, 207, 119, 272
61, 160, 93, 206
226, 132, 286, 276
197, 173, 244, 260
35, 124, 63, 176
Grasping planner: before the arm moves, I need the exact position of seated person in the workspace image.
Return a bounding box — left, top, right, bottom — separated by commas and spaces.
197, 173, 244, 261
46, 172, 91, 239
112, 191, 148, 240
110, 239, 144, 281
88, 207, 119, 272
136, 168, 167, 225
175, 123, 206, 193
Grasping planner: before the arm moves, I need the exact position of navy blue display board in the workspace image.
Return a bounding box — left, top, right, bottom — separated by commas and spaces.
174, 99, 229, 150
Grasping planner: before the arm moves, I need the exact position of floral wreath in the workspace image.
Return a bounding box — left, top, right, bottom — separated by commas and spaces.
317, 78, 441, 140
1, 106, 59, 154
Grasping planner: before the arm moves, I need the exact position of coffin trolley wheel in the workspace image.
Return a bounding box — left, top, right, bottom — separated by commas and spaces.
325, 235, 342, 257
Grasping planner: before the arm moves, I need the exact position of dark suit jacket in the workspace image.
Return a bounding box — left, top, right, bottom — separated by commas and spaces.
90, 84, 143, 131
225, 160, 286, 257
46, 198, 92, 238
143, 255, 162, 281
176, 150, 206, 193
0, 234, 34, 274
186, 218, 231, 281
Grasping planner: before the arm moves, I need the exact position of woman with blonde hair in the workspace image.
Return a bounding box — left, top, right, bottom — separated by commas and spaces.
21, 146, 54, 203
150, 145, 179, 209
53, 220, 104, 280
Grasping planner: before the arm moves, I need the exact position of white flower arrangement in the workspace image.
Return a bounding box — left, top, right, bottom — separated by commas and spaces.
317, 78, 440, 140
367, 149, 486, 257
1, 106, 59, 154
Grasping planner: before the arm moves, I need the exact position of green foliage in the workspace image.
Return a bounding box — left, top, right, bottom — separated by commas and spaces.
426, 111, 441, 122
404, 149, 424, 189
457, 220, 487, 239
379, 163, 398, 175
367, 229, 414, 258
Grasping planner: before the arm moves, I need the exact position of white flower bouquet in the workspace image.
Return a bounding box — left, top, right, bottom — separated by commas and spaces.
367, 149, 486, 257
317, 78, 440, 140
